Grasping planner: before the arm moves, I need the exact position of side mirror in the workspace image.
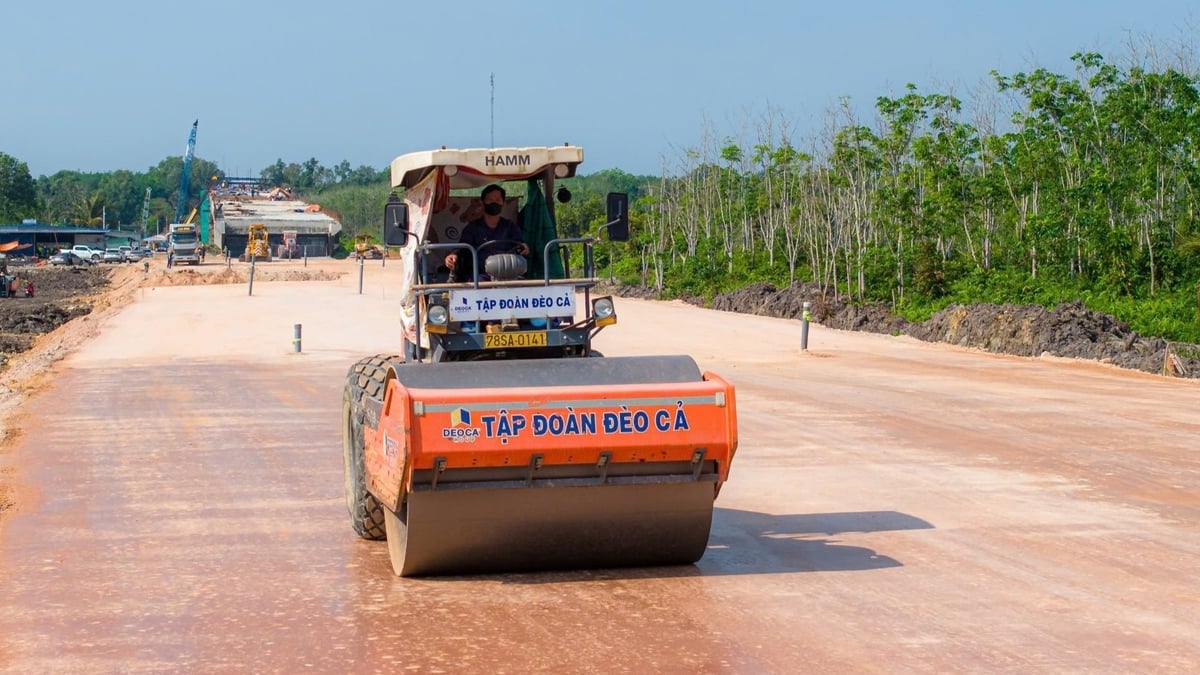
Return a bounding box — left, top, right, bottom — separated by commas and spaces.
604, 192, 629, 242
383, 198, 410, 247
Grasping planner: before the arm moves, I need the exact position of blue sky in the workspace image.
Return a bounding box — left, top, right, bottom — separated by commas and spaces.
2, 0, 1195, 179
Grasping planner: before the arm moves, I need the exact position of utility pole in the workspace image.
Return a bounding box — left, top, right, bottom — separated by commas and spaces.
490, 73, 495, 148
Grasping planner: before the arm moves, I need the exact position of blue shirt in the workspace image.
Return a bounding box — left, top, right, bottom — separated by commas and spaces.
456, 217, 524, 273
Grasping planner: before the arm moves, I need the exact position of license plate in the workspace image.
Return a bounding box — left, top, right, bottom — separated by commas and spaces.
483, 332, 548, 349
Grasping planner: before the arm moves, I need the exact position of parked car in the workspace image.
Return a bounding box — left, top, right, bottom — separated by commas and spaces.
102, 248, 124, 263
118, 245, 147, 262
65, 245, 104, 262
49, 252, 90, 266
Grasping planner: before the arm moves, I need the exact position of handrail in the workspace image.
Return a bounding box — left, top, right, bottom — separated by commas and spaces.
419, 242, 482, 288
415, 237, 598, 289
541, 237, 594, 284
412, 277, 600, 292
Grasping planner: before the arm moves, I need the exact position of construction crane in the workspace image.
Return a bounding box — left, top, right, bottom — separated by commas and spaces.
139, 187, 151, 235
174, 119, 198, 224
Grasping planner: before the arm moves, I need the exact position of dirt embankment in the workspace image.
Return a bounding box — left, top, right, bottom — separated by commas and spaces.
141, 266, 342, 286
595, 280, 1200, 378
0, 267, 114, 370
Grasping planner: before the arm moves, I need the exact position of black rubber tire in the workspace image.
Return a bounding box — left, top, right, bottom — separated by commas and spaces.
342, 354, 395, 540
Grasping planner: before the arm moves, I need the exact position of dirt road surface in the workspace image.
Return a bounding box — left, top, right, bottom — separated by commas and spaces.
2, 260, 1199, 673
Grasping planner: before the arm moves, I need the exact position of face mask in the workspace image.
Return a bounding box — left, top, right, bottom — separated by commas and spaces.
483, 203, 503, 216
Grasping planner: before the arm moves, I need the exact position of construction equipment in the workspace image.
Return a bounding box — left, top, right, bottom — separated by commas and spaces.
354, 233, 387, 260
174, 120, 198, 225
342, 146, 739, 576
168, 223, 201, 265
239, 223, 272, 262
140, 187, 151, 236
276, 230, 300, 259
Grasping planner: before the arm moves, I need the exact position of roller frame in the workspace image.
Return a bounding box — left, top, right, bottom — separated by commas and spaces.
351, 354, 738, 576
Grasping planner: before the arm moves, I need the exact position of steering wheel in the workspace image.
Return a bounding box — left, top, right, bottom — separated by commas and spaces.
478, 239, 528, 256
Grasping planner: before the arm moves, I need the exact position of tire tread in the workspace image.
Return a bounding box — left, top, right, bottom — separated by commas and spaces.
343, 354, 396, 541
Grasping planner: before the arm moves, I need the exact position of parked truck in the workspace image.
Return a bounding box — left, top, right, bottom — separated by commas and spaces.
168, 223, 201, 265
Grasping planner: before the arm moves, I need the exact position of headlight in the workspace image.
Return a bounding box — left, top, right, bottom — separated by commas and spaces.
593, 298, 614, 318
428, 305, 448, 325
592, 297, 617, 327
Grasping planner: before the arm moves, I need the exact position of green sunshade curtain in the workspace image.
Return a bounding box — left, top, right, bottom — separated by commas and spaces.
523, 179, 565, 279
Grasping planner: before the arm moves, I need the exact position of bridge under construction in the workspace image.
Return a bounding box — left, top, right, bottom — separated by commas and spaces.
211, 178, 343, 257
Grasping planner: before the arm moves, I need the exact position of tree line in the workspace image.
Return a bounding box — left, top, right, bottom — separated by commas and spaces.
0, 153, 387, 234
610, 51, 1200, 342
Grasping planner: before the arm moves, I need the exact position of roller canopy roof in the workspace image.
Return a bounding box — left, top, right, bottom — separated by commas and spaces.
389, 146, 584, 190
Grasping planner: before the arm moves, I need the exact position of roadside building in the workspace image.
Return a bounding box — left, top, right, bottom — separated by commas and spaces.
0, 221, 109, 256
